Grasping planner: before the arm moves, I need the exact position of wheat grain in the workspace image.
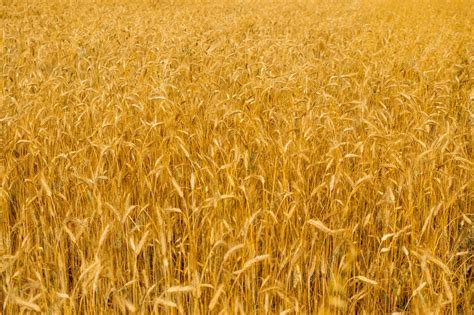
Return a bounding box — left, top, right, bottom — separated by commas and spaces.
2, 0, 472, 313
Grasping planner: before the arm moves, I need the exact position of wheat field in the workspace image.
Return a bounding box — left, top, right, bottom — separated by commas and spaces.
1, 0, 473, 313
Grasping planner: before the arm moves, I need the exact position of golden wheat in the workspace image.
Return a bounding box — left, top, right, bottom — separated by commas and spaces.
1, 0, 473, 313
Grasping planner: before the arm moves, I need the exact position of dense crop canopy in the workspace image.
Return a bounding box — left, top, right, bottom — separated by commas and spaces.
1, 0, 473, 313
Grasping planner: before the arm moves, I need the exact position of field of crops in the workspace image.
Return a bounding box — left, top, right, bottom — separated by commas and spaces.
1, 0, 473, 313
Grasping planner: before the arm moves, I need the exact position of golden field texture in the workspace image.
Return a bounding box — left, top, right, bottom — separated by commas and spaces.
1, 0, 473, 313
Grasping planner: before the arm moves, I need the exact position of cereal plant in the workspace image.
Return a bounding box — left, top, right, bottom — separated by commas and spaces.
1, 0, 473, 313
